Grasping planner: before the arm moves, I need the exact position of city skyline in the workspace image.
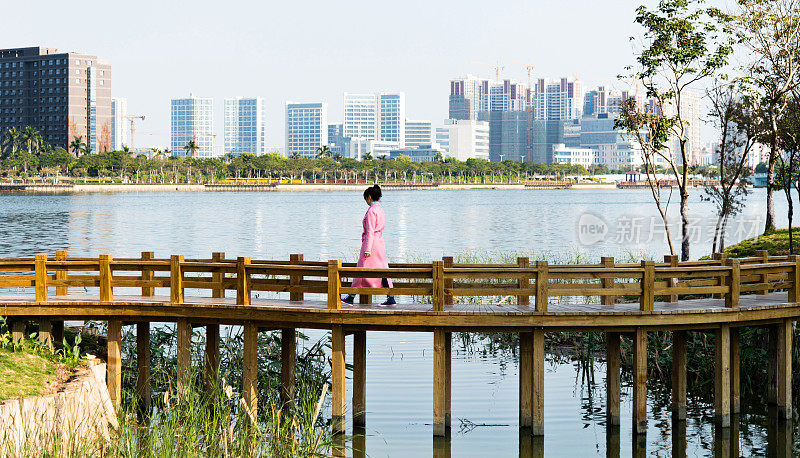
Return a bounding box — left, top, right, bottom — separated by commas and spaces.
1, 0, 661, 150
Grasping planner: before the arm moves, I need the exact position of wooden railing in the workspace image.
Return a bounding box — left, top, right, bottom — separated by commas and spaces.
1, 250, 799, 311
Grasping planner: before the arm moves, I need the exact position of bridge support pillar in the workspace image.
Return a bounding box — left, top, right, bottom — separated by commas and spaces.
176, 318, 191, 391
632, 328, 647, 435
205, 324, 220, 393
532, 328, 544, 436
353, 330, 367, 427
136, 322, 151, 420
242, 322, 258, 423
730, 327, 740, 415
11, 320, 25, 344
714, 325, 731, 427
520, 331, 533, 428
671, 330, 687, 421
774, 320, 793, 421
332, 325, 346, 434
433, 328, 451, 436
281, 328, 296, 409
107, 319, 122, 407
38, 318, 53, 351
606, 332, 621, 426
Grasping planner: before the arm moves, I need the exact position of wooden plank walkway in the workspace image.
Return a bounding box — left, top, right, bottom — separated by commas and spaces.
1, 251, 798, 439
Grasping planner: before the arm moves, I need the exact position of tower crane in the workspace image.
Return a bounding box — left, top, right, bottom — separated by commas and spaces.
124, 115, 146, 153
514, 60, 535, 88
471, 59, 504, 82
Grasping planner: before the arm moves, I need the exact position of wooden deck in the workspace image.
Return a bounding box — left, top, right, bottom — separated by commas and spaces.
1, 250, 798, 438
0, 292, 797, 331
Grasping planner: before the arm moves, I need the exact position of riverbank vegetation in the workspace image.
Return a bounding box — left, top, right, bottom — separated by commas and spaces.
0, 316, 334, 457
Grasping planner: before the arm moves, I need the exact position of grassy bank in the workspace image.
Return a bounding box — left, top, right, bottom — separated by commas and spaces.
720, 227, 800, 257
0, 348, 59, 400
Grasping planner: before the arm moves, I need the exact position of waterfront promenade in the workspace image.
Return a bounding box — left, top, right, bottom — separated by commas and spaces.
0, 250, 797, 441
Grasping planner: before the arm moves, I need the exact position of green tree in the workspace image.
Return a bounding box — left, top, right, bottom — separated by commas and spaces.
621, 0, 733, 260
70, 136, 86, 157
183, 140, 199, 158
732, 0, 800, 233
315, 145, 333, 159
1, 127, 21, 160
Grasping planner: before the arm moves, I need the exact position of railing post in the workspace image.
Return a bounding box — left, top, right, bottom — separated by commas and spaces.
601, 256, 615, 305
713, 253, 727, 299
170, 255, 184, 304
55, 250, 67, 296
99, 254, 113, 302
755, 249, 769, 295
290, 253, 304, 301
236, 257, 251, 306
639, 260, 654, 311
535, 261, 549, 312
327, 260, 341, 309
725, 259, 740, 308
141, 251, 154, 297
789, 255, 800, 303
211, 252, 225, 299
432, 261, 445, 311
664, 254, 679, 303
34, 254, 48, 301
443, 256, 454, 306
517, 257, 530, 307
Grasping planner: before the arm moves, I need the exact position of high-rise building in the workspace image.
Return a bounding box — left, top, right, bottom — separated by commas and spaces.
328, 123, 345, 156
343, 93, 378, 139
661, 90, 702, 165
449, 75, 488, 121
533, 77, 584, 121
285, 102, 327, 158
449, 75, 527, 121
0, 46, 112, 152
579, 113, 642, 168
171, 96, 214, 158
405, 120, 433, 149
378, 93, 405, 147
478, 111, 531, 162
110, 97, 127, 151
223, 97, 267, 155
435, 119, 490, 161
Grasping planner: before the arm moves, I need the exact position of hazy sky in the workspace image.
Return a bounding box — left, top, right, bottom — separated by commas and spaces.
4, 0, 722, 150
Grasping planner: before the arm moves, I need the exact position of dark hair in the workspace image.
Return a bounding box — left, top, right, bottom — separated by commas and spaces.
363, 184, 382, 201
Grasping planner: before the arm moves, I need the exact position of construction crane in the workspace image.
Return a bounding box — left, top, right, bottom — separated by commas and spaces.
124, 115, 146, 153
514, 60, 535, 89
472, 60, 504, 82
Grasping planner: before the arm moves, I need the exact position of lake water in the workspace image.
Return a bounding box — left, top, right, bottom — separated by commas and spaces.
0, 188, 797, 456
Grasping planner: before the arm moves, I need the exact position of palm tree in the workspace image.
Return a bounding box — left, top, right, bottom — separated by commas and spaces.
70, 136, 86, 157
289, 152, 301, 160
184, 140, 199, 158
1, 127, 21, 160
19, 126, 41, 175
361, 152, 373, 161
315, 145, 333, 159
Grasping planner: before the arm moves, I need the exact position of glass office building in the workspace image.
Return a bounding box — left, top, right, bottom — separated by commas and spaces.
170, 96, 214, 157
224, 97, 266, 155
285, 102, 327, 158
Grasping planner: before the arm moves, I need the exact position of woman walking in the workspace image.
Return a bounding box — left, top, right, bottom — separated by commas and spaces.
342, 184, 395, 306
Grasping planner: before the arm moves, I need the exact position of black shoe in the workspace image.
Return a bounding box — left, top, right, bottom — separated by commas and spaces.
341, 294, 355, 305
381, 295, 396, 306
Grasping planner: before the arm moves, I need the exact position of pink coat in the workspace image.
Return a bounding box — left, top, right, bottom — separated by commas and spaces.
352, 203, 393, 288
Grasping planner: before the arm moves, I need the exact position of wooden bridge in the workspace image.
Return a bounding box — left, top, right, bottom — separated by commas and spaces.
0, 250, 797, 439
